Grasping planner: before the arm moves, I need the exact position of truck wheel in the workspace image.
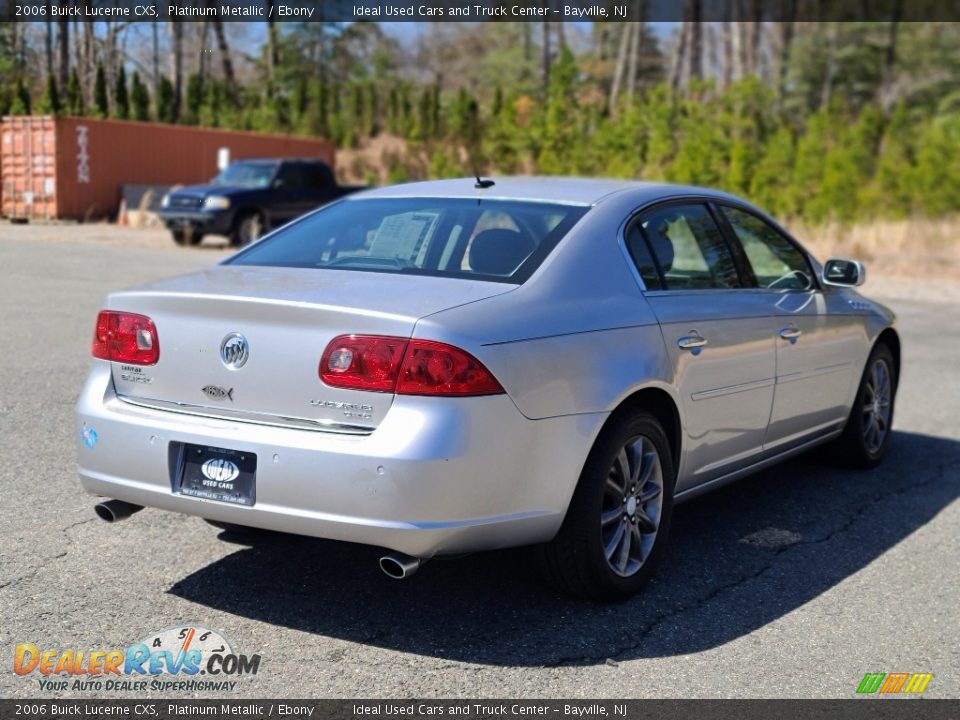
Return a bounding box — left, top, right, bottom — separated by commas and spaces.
231, 211, 264, 247
171, 229, 202, 247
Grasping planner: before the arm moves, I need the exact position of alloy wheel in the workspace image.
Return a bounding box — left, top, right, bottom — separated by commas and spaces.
600, 435, 664, 577
862, 358, 892, 454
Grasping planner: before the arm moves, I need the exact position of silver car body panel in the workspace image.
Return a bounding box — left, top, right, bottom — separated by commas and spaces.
76, 178, 898, 557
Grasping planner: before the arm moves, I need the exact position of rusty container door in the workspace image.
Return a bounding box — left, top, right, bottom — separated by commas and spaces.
1, 116, 59, 220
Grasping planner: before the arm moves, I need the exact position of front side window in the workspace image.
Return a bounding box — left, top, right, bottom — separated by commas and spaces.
227, 198, 588, 283
637, 204, 741, 290
720, 206, 814, 290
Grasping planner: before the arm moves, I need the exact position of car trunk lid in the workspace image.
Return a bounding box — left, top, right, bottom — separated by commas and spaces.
106, 266, 514, 431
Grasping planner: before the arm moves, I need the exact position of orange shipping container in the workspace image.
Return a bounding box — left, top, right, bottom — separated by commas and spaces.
1, 116, 335, 221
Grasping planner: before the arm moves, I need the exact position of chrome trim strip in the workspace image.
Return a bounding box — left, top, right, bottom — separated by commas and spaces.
777, 361, 853, 385
115, 395, 375, 435
691, 377, 776, 401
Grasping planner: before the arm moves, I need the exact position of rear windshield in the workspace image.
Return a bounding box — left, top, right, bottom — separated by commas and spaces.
226, 198, 589, 283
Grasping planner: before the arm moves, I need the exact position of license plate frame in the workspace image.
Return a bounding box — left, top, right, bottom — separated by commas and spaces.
177, 443, 257, 506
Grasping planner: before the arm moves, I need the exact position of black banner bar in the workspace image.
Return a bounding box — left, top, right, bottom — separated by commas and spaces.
2, 700, 960, 720
2, 0, 960, 23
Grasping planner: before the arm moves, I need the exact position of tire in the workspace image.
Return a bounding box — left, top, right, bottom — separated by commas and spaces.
171, 229, 202, 246
834, 343, 897, 469
231, 211, 264, 247
537, 411, 676, 601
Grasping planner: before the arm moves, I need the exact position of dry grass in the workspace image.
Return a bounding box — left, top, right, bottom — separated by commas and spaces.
775, 217, 960, 281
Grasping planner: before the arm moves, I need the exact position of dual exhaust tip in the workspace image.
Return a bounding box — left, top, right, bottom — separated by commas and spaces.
378, 553, 422, 580
94, 499, 143, 523
94, 500, 423, 579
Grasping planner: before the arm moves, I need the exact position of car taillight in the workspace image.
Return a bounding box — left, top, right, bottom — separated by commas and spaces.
91, 311, 159, 365
320, 335, 503, 396
319, 335, 407, 392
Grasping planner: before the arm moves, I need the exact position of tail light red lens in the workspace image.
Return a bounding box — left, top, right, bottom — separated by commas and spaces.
320, 335, 504, 396
320, 336, 407, 392
396, 340, 504, 396
91, 311, 159, 365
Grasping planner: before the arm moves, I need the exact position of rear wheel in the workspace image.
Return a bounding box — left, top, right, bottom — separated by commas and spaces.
231, 211, 264, 247
834, 343, 897, 468
538, 411, 675, 601
171, 229, 202, 246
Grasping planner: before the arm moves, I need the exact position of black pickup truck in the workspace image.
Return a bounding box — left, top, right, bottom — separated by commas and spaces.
159, 158, 365, 247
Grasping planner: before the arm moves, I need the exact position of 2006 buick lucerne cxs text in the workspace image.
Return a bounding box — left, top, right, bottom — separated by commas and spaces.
76, 178, 899, 600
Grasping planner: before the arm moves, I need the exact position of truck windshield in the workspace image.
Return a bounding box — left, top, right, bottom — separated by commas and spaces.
227, 197, 589, 283
211, 162, 277, 188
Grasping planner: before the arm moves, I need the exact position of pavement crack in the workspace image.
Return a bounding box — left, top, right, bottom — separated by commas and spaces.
0, 516, 96, 593
548, 456, 960, 668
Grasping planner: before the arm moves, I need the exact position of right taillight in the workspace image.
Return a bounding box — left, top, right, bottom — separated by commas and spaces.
91, 311, 159, 365
320, 335, 503, 397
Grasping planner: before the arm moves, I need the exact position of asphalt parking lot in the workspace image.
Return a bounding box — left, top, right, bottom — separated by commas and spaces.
1, 224, 957, 699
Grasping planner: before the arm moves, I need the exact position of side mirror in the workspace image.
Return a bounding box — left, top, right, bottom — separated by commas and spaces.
822, 258, 866, 287
272, 178, 286, 190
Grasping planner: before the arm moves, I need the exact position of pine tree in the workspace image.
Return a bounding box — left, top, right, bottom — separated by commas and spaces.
131, 72, 150, 121
114, 65, 129, 120
156, 76, 175, 124
865, 103, 913, 217
94, 63, 109, 118
185, 74, 205, 125
537, 46, 579, 174
10, 78, 30, 115
39, 73, 61, 115
912, 117, 960, 216
749, 124, 796, 216
66, 68, 85, 116
791, 111, 829, 222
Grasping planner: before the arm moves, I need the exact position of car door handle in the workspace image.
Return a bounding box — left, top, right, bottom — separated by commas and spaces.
677, 335, 708, 350
779, 327, 802, 340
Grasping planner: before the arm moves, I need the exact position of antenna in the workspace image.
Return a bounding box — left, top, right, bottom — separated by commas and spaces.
475, 176, 495, 189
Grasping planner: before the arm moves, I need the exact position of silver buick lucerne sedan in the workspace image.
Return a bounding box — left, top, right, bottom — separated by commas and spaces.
76, 178, 899, 599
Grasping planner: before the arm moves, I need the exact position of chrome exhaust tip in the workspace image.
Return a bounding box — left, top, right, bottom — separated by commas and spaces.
379, 553, 422, 580
94, 500, 144, 523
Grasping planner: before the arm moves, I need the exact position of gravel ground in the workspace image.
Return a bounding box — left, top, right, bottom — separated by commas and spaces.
0, 223, 957, 699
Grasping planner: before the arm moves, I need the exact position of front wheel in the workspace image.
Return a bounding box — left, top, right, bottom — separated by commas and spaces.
171, 229, 202, 246
231, 211, 264, 247
537, 411, 675, 600
834, 343, 897, 468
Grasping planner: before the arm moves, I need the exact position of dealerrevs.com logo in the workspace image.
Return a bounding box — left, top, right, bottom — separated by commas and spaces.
14, 625, 261, 693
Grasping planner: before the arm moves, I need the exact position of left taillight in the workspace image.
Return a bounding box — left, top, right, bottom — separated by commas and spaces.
91, 311, 159, 365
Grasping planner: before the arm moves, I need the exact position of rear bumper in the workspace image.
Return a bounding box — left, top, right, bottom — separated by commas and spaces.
75, 363, 605, 557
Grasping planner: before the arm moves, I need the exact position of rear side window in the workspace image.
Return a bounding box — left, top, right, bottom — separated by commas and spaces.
636, 204, 741, 290
275, 163, 303, 189
227, 198, 588, 283
300, 163, 333, 189
719, 206, 814, 290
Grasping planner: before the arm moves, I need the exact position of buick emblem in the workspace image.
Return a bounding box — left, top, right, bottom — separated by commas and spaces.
201, 458, 240, 483
219, 333, 249, 370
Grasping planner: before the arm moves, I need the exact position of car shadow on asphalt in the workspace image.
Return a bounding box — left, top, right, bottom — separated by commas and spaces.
168, 430, 960, 666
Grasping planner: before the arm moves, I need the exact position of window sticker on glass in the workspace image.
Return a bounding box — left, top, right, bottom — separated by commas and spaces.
369, 212, 440, 265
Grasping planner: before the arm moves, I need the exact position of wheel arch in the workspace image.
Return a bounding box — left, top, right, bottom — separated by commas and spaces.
604, 386, 682, 478
875, 327, 901, 387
